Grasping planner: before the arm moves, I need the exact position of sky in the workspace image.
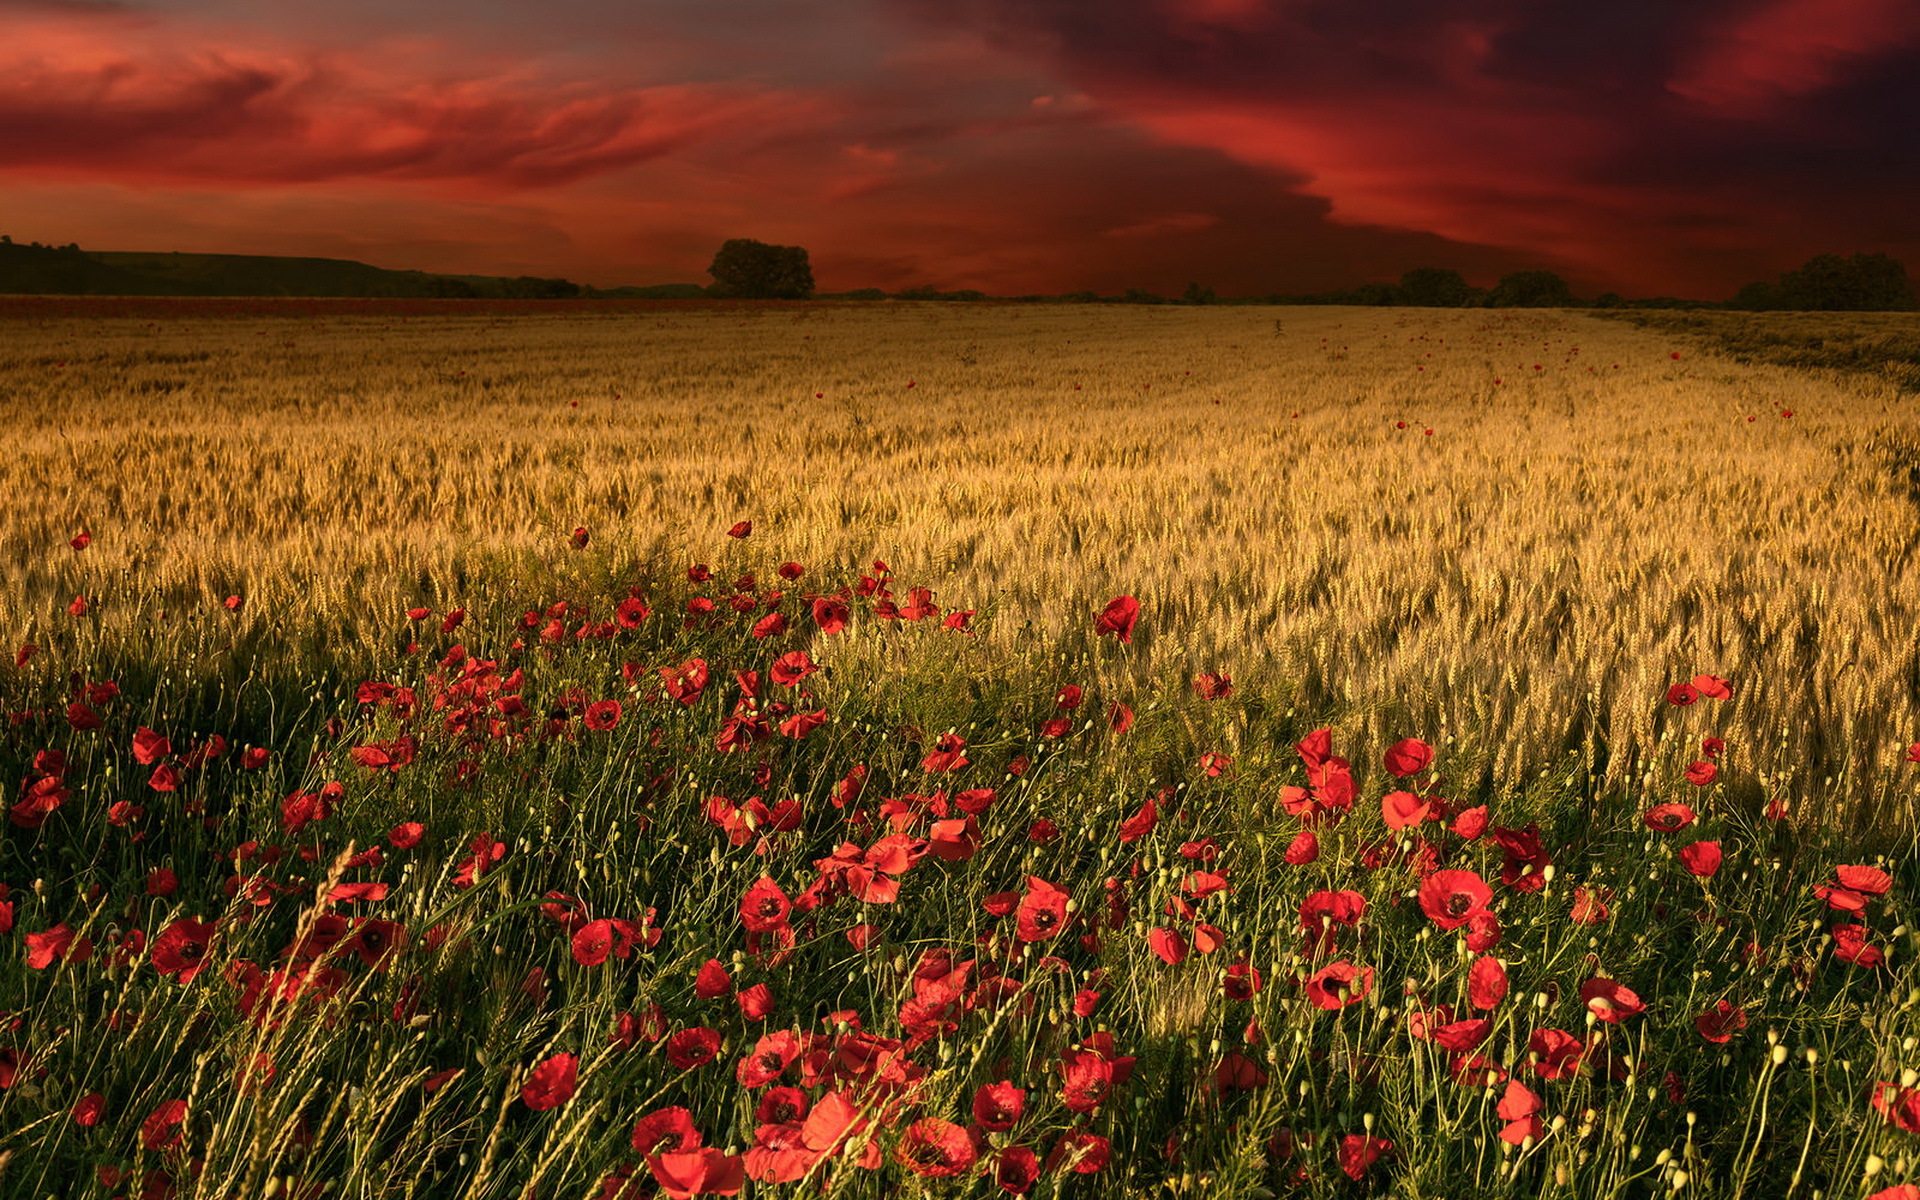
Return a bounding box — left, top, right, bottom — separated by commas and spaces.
2, 0, 1917, 298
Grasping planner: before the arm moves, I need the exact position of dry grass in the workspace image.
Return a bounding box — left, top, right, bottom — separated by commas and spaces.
5, 302, 1918, 824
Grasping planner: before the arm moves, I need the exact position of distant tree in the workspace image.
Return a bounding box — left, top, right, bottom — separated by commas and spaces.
1182, 282, 1217, 305
838, 287, 888, 301
1399, 267, 1470, 307
707, 238, 814, 300
1772, 252, 1913, 311
1591, 292, 1625, 308
1121, 288, 1166, 304
1726, 281, 1780, 311
1062, 290, 1099, 303
1350, 282, 1401, 306
1487, 270, 1573, 307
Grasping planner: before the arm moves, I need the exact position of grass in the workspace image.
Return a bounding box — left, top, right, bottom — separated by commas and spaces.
2, 302, 1920, 1197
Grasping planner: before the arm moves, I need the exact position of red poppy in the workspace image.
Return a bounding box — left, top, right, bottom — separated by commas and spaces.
1284, 829, 1319, 864
1304, 961, 1374, 1010
570, 527, 590, 549
895, 1118, 976, 1177
729, 521, 752, 538
152, 917, 216, 983
694, 959, 734, 998
1384, 737, 1433, 777
26, 924, 79, 969
1061, 1048, 1115, 1112
1908, 743, 1920, 764
1095, 596, 1139, 643
1381, 790, 1432, 831
660, 659, 710, 705
665, 1027, 723, 1070
1696, 999, 1747, 1043
1572, 977, 1641, 1023
1107, 702, 1134, 734
769, 651, 816, 687
1015, 877, 1069, 941
1684, 760, 1718, 786
739, 878, 791, 933
521, 1053, 578, 1110
1643, 803, 1695, 832
811, 596, 850, 635
1834, 924, 1885, 968
132, 726, 172, 765
1418, 870, 1491, 930
994, 1147, 1040, 1195
1223, 962, 1263, 999
71, 530, 91, 551
1527, 1028, 1584, 1079
1468, 955, 1508, 1010
1192, 672, 1232, 700
1048, 1129, 1111, 1175
390, 822, 424, 848
1214, 1051, 1269, 1093
1338, 1134, 1391, 1180
147, 868, 177, 896
972, 1081, 1025, 1131
584, 700, 622, 731
1570, 886, 1611, 925
1452, 805, 1488, 839
1497, 1081, 1543, 1145
141, 1099, 187, 1149
1691, 673, 1732, 699
1667, 683, 1699, 706
647, 1148, 745, 1198
68, 595, 87, 617
1817, 864, 1893, 911
72, 1092, 104, 1126
922, 733, 969, 773
632, 1106, 703, 1154
1679, 841, 1722, 878
1873, 1083, 1920, 1134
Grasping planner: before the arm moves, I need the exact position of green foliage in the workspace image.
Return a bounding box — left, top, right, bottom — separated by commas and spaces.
1399, 267, 1471, 308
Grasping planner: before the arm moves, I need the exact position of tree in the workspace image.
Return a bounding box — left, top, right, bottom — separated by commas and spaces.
1399, 267, 1470, 307
1182, 282, 1217, 305
1487, 270, 1572, 307
1773, 252, 1912, 311
707, 238, 814, 299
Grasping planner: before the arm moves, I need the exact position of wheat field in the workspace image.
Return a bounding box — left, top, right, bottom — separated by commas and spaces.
4, 301, 1917, 824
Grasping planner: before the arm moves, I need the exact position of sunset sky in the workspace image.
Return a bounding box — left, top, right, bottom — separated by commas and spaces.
4, 0, 1917, 297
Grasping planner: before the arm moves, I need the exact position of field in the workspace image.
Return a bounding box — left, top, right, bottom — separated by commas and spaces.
3, 300, 1920, 1198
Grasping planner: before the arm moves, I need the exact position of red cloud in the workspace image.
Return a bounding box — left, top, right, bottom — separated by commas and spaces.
1667, 0, 1920, 113
0, 12, 811, 188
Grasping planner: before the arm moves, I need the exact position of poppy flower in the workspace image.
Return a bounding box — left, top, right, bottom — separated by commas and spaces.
1198, 752, 1232, 777
1679, 841, 1722, 878
132, 726, 172, 765
1117, 796, 1157, 844
68, 596, 87, 617
895, 1118, 977, 1177
521, 1053, 578, 1110
1095, 595, 1139, 643
72, 1093, 104, 1126
811, 596, 850, 635
1696, 999, 1747, 1043
1061, 1048, 1115, 1112
1381, 790, 1431, 831
1527, 1028, 1584, 1079
1015, 877, 1069, 941
1496, 1081, 1543, 1145
1304, 961, 1374, 1009
1580, 977, 1644, 1022
694, 959, 733, 998
1419, 870, 1492, 930
152, 917, 216, 983
1468, 955, 1508, 1010
1384, 737, 1434, 777
1107, 702, 1134, 734
922, 733, 969, 772
1284, 829, 1319, 864
141, 1099, 187, 1149
728, 520, 752, 538
26, 924, 79, 969
1873, 1083, 1920, 1134
570, 527, 590, 549
1643, 803, 1695, 832
1684, 760, 1718, 786
241, 747, 270, 769
994, 1147, 1040, 1195
769, 651, 816, 687
973, 1081, 1025, 1131
1907, 743, 1920, 764
1692, 673, 1732, 699
390, 822, 424, 849
1192, 672, 1232, 700
1833, 924, 1885, 967
1048, 1129, 1111, 1175
1451, 805, 1488, 839
738, 983, 775, 1021
1667, 683, 1699, 706
665, 1027, 723, 1070
71, 530, 91, 551
584, 700, 622, 731
1570, 886, 1612, 925
1214, 1051, 1268, 1093
1338, 1135, 1391, 1180
1147, 927, 1188, 964
632, 1106, 703, 1154
647, 1148, 745, 1198
1223, 962, 1264, 999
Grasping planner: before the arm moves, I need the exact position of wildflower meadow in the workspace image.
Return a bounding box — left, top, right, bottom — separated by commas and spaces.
4, 301, 1920, 1199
